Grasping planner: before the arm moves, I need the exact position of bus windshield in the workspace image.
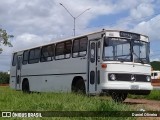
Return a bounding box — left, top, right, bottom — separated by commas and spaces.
103, 37, 149, 64
133, 40, 149, 64
103, 37, 131, 62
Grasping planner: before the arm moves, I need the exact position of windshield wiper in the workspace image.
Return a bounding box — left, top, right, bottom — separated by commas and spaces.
132, 52, 144, 64
116, 54, 131, 62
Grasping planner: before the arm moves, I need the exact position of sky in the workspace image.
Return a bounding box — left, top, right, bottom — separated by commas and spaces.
0, 0, 160, 72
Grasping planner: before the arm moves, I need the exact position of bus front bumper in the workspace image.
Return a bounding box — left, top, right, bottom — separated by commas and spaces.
101, 82, 153, 91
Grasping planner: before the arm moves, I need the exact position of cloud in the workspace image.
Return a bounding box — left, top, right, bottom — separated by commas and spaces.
131, 15, 160, 41
130, 2, 154, 19
0, 0, 159, 71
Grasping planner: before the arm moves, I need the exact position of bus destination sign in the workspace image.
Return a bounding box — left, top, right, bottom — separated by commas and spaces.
120, 31, 140, 39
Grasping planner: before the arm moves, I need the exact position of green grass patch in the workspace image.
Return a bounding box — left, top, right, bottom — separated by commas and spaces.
128, 90, 160, 100
0, 87, 135, 120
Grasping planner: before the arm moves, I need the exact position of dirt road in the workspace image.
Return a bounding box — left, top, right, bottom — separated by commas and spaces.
124, 98, 160, 111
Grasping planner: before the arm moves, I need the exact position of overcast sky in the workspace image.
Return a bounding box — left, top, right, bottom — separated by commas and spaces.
0, 0, 160, 71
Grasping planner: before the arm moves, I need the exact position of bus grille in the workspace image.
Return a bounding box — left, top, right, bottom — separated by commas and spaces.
108, 73, 150, 82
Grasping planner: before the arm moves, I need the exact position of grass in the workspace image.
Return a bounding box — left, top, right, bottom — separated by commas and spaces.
128, 90, 160, 100
0, 86, 136, 120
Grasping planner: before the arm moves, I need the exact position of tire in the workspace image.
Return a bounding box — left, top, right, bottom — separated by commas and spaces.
22, 80, 30, 93
73, 79, 86, 94
110, 92, 128, 103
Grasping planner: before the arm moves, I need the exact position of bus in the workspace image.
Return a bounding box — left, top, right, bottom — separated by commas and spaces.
151, 70, 160, 79
151, 70, 160, 87
10, 29, 152, 102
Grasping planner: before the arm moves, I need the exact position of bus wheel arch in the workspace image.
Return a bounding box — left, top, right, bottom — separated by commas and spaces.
22, 78, 30, 93
71, 76, 86, 94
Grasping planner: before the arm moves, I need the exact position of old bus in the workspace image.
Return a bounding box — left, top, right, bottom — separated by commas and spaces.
10, 29, 152, 102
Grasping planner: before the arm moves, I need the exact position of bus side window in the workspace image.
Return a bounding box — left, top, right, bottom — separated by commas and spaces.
154, 73, 158, 77
97, 41, 100, 60
55, 41, 72, 60
41, 44, 54, 62
28, 48, 40, 64
79, 37, 87, 56
65, 40, 72, 58
55, 42, 65, 60
22, 50, 28, 65
73, 39, 79, 57
12, 53, 17, 66
73, 37, 87, 57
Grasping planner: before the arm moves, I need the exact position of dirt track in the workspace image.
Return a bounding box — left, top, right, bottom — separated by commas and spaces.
124, 98, 160, 111
124, 98, 160, 120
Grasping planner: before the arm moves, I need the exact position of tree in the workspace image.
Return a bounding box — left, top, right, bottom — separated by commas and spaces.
0, 28, 13, 53
0, 72, 9, 84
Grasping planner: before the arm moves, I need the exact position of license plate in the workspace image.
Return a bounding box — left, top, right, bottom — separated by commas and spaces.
131, 85, 139, 90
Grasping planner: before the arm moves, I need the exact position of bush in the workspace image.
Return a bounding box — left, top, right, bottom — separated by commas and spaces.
0, 72, 9, 84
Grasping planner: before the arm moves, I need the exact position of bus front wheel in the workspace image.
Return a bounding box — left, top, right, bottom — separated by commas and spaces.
110, 91, 128, 102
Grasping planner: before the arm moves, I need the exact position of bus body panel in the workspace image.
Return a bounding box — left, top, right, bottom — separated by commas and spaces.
105, 63, 151, 75
20, 56, 88, 92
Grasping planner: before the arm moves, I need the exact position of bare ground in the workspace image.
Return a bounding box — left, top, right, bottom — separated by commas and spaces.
124, 98, 160, 120
124, 98, 160, 111
99, 96, 160, 119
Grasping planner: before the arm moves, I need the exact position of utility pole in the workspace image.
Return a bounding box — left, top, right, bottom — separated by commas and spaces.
60, 3, 90, 36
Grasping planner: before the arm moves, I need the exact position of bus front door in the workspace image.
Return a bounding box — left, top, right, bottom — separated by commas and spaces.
16, 55, 22, 90
88, 40, 101, 95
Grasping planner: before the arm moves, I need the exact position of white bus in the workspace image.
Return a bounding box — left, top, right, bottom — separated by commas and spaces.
151, 71, 160, 79
10, 29, 152, 102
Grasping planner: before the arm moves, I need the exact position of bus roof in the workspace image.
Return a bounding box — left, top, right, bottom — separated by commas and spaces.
13, 29, 149, 53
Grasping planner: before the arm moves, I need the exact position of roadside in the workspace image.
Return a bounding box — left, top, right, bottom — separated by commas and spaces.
124, 98, 160, 111
0, 84, 9, 86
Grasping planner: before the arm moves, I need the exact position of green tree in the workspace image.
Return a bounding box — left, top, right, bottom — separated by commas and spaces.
0, 28, 13, 53
0, 72, 9, 84
151, 61, 160, 70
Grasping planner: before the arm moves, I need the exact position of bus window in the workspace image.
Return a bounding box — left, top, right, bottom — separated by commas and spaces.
79, 37, 87, 56
28, 48, 40, 64
56, 41, 72, 60
154, 73, 158, 77
41, 44, 54, 62
73, 39, 79, 57
22, 50, 29, 65
65, 40, 72, 58
12, 53, 17, 66
73, 37, 87, 57
97, 41, 100, 60
55, 42, 65, 59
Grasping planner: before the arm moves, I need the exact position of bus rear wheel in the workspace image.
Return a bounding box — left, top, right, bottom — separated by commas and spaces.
73, 79, 86, 94
22, 80, 30, 93
110, 91, 128, 103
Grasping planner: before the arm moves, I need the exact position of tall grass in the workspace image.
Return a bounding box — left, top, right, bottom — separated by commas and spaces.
0, 87, 135, 120
128, 90, 160, 100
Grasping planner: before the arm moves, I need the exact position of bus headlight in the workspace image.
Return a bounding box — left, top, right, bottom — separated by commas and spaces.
110, 74, 116, 81
146, 76, 151, 82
